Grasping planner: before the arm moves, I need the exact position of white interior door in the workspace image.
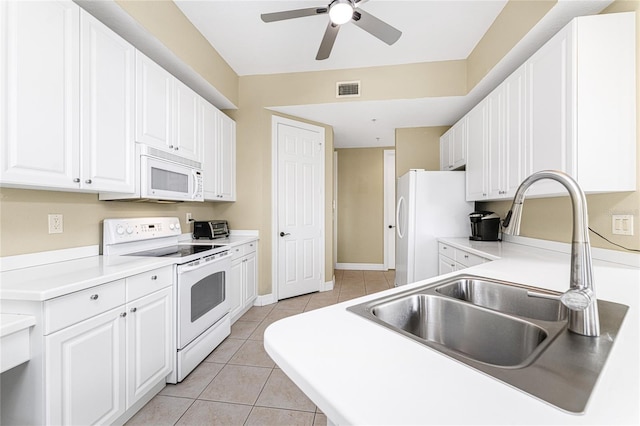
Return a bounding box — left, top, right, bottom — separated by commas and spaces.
384, 150, 396, 270
274, 117, 325, 300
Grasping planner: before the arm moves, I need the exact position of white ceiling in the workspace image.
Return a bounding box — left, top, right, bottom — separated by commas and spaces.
171, 0, 611, 148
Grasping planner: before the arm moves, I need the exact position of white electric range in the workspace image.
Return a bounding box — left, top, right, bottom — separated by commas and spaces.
103, 217, 231, 383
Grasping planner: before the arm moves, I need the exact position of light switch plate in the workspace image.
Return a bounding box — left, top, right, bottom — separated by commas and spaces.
612, 215, 633, 236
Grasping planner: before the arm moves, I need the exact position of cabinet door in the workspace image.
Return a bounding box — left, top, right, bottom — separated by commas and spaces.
438, 256, 456, 275
487, 87, 504, 198
0, 0, 80, 189
135, 52, 172, 150
243, 253, 257, 305
526, 25, 573, 196
465, 101, 488, 201
229, 258, 243, 322
503, 66, 526, 197
174, 80, 201, 162
126, 287, 173, 407
46, 307, 126, 425
217, 112, 236, 201
451, 120, 466, 169
439, 129, 452, 170
201, 100, 219, 200
80, 11, 135, 193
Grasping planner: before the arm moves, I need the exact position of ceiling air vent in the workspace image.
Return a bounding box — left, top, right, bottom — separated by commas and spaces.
336, 81, 361, 98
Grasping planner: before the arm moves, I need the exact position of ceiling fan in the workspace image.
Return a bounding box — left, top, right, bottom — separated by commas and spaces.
261, 0, 402, 60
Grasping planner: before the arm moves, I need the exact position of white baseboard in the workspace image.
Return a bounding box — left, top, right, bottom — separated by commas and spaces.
255, 276, 335, 305
321, 276, 335, 292
335, 263, 386, 271
254, 293, 277, 306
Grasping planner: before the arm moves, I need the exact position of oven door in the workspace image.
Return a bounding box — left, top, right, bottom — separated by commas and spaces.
176, 251, 231, 349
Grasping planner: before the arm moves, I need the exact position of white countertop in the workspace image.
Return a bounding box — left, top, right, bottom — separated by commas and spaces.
0, 314, 36, 337
264, 239, 640, 425
0, 234, 259, 302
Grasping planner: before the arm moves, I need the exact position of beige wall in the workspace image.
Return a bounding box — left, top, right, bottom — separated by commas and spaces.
336, 148, 389, 264
395, 127, 448, 177
0, 188, 217, 255
481, 1, 640, 251
115, 0, 239, 106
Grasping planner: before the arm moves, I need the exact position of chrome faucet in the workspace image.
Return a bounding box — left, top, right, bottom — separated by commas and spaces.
502, 170, 600, 337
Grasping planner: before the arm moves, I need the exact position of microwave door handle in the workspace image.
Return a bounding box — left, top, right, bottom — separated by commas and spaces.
192, 170, 198, 200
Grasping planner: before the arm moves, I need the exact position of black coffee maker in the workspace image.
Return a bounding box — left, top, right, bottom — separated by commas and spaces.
469, 211, 501, 241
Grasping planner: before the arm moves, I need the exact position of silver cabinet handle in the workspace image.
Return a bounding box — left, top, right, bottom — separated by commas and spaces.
174, 147, 179, 151
464, 255, 469, 259
85, 179, 92, 184
130, 307, 137, 313
168, 145, 174, 149
73, 178, 80, 183
90, 294, 99, 300
120, 312, 127, 318
151, 275, 158, 280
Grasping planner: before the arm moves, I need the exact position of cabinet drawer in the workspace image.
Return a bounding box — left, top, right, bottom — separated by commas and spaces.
44, 280, 126, 335
438, 243, 454, 258
244, 241, 257, 255
126, 266, 173, 301
455, 250, 485, 267
230, 244, 244, 260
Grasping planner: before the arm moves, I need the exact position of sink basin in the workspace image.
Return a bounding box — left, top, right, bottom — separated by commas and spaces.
435, 278, 568, 322
347, 274, 629, 413
371, 294, 547, 367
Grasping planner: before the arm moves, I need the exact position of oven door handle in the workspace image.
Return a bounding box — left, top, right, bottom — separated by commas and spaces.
178, 254, 228, 274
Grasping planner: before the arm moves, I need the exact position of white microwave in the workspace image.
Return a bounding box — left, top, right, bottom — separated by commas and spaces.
100, 145, 204, 202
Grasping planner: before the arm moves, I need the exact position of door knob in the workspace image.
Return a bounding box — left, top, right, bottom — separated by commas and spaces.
280, 232, 290, 237
388, 225, 395, 229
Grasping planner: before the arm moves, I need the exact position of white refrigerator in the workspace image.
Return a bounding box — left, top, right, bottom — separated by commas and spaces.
395, 170, 472, 286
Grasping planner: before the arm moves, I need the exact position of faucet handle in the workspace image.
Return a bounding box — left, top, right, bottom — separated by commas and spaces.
560, 288, 594, 311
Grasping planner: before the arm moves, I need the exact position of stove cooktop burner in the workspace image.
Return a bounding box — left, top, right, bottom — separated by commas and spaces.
126, 244, 225, 258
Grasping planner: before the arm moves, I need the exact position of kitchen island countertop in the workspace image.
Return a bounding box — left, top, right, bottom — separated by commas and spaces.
264, 238, 640, 425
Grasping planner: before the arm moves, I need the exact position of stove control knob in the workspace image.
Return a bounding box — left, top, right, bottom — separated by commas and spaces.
126, 226, 134, 234
175, 222, 181, 230
169, 223, 175, 230
116, 225, 125, 235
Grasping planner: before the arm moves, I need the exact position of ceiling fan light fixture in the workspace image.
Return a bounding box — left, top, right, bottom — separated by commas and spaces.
329, 0, 353, 25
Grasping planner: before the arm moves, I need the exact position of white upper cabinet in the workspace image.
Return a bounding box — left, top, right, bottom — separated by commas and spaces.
135, 52, 172, 151
202, 101, 236, 201
0, 1, 135, 193
526, 12, 636, 197
1, 0, 80, 190
439, 119, 466, 171
80, 10, 135, 193
465, 12, 636, 201
135, 52, 202, 163
466, 100, 488, 200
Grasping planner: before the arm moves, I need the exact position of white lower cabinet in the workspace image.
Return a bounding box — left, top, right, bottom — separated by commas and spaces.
0, 266, 173, 425
45, 306, 127, 425
229, 241, 258, 323
125, 286, 173, 408
438, 243, 489, 275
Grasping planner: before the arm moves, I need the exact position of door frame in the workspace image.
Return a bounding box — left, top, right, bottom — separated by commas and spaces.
271, 115, 326, 301
383, 149, 396, 270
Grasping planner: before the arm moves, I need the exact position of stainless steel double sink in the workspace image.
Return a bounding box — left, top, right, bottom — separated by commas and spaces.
347, 275, 628, 413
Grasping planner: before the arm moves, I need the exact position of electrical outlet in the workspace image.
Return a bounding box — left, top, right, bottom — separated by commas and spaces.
612, 215, 634, 236
186, 213, 192, 223
48, 214, 63, 234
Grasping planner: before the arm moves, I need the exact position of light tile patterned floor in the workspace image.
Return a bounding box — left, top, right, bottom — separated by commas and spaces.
126, 269, 395, 426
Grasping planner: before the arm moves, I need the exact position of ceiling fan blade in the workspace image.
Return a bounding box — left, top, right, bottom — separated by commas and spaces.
316, 22, 340, 60
352, 9, 401, 45
261, 7, 327, 23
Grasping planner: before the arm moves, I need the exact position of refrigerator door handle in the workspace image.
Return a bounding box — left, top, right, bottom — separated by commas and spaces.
396, 196, 405, 239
